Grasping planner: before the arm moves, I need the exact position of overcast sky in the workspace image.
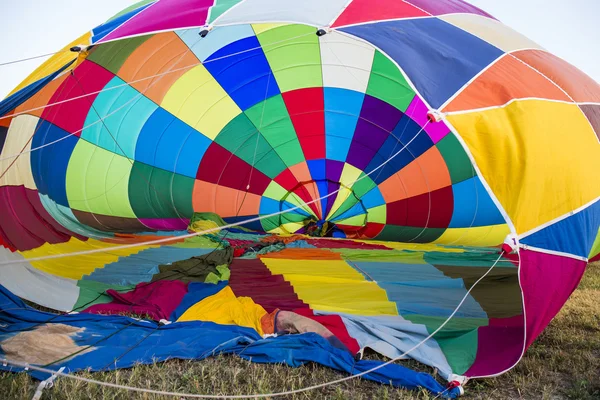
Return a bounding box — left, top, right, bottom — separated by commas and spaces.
1, 0, 598, 99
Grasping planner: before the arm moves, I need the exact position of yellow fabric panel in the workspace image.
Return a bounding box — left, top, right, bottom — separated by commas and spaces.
448, 100, 600, 234
7, 32, 90, 97
177, 286, 267, 335
161, 64, 241, 140
434, 224, 510, 247
326, 164, 362, 220
360, 240, 464, 254
440, 14, 543, 54
21, 238, 155, 280
0, 115, 38, 189
262, 259, 398, 316
252, 23, 287, 35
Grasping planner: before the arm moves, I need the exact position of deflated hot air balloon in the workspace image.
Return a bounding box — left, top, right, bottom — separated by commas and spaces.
0, 0, 599, 397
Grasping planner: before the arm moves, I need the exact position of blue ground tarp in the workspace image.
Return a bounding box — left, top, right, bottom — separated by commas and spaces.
0, 285, 459, 398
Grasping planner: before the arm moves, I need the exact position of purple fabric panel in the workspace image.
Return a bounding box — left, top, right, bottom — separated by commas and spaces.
406, 0, 495, 19
325, 160, 344, 183
465, 314, 524, 377
346, 96, 403, 170
101, 0, 214, 43
519, 249, 587, 348
139, 218, 189, 231
83, 280, 189, 321
406, 96, 450, 143
325, 181, 340, 217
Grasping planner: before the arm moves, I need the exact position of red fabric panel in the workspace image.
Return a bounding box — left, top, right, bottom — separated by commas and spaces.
307, 238, 391, 250
282, 88, 325, 160
332, 0, 427, 27
229, 259, 309, 312
196, 142, 271, 195
273, 169, 321, 217
41, 61, 114, 136
293, 308, 360, 354
0, 185, 77, 251
386, 186, 453, 228
82, 280, 188, 321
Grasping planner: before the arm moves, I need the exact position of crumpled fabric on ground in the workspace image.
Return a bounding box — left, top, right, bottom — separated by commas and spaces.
151, 247, 233, 283
177, 286, 269, 335
82, 280, 188, 321
292, 308, 360, 354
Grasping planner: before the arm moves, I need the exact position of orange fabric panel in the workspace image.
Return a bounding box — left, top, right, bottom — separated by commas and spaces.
378, 147, 450, 203
512, 50, 600, 103
102, 234, 184, 245
0, 111, 14, 128
118, 32, 200, 105
444, 54, 571, 112
192, 180, 261, 217
14, 74, 69, 119
287, 162, 321, 217
259, 248, 342, 260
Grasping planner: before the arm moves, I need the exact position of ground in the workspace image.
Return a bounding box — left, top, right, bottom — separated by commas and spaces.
1, 262, 598, 400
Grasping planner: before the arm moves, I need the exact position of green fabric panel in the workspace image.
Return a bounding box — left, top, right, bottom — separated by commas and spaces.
66, 140, 135, 217
366, 51, 415, 112
375, 225, 446, 243
128, 162, 194, 219
329, 174, 376, 220
436, 134, 476, 184
87, 35, 152, 75
280, 210, 310, 224
208, 0, 243, 23
338, 249, 425, 263
215, 113, 287, 178
588, 227, 600, 259
405, 314, 482, 375
257, 24, 322, 92
244, 95, 304, 167
260, 215, 281, 232
423, 251, 515, 268
75, 280, 133, 310
107, 0, 155, 22
171, 236, 224, 249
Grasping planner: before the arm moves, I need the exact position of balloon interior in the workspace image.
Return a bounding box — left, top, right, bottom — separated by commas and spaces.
0, 0, 599, 397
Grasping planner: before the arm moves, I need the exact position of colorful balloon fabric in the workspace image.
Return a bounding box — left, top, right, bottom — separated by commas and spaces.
1, 0, 600, 395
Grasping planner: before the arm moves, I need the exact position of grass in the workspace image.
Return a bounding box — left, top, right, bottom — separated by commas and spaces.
1, 262, 598, 400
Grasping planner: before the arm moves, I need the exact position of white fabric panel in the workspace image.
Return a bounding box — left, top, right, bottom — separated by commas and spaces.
441, 14, 544, 53
176, 24, 255, 61
319, 31, 374, 92
0, 115, 38, 189
213, 0, 349, 28
317, 311, 453, 379
0, 247, 79, 312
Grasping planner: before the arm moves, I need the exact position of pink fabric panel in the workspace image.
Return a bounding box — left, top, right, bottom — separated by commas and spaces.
101, 0, 215, 43
83, 280, 188, 321
465, 314, 524, 377
406, 96, 450, 143
405, 0, 495, 19
139, 218, 189, 230
519, 249, 587, 348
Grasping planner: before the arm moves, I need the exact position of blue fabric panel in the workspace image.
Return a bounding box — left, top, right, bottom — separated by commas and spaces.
204, 36, 280, 111
324, 88, 364, 162
286, 240, 317, 249
341, 18, 503, 108
81, 77, 158, 159
352, 262, 486, 318
0, 285, 458, 398
0, 126, 7, 153
332, 201, 366, 222
307, 159, 326, 181
449, 177, 505, 228
135, 108, 211, 178
521, 199, 600, 258
170, 281, 228, 321
177, 24, 255, 62
223, 215, 264, 232
91, 3, 154, 43
83, 247, 214, 286
316, 180, 329, 218
31, 121, 79, 207
361, 187, 385, 209
0, 59, 75, 117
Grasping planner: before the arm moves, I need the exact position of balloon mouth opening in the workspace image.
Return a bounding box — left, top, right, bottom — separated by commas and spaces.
277, 179, 368, 236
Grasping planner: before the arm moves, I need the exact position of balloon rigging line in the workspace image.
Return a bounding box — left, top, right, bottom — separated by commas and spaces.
0, 31, 316, 124
0, 251, 507, 398
0, 119, 431, 265
0, 51, 70, 67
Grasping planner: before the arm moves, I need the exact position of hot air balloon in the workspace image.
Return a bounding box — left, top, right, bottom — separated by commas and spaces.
0, 0, 599, 397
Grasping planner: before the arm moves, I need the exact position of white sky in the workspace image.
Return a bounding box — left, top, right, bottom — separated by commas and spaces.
0, 0, 598, 99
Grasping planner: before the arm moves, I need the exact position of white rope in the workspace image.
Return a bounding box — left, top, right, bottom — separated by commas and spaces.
0, 251, 505, 398
0, 120, 429, 266
0, 51, 70, 67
